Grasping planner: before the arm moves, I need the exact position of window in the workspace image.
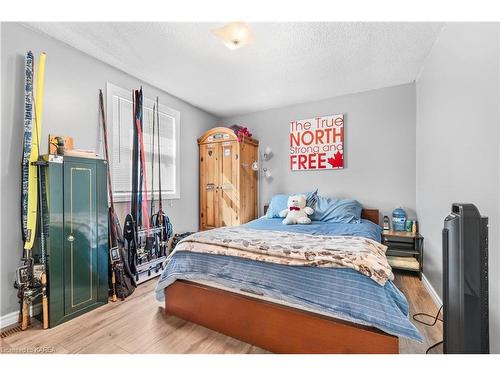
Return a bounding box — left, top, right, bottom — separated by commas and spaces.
105, 82, 180, 201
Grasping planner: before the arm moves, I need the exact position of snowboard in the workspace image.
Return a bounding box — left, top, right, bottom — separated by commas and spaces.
21, 51, 34, 245
24, 52, 46, 252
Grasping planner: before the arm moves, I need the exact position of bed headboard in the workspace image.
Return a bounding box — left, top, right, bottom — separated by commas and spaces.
361, 209, 380, 225
263, 205, 380, 225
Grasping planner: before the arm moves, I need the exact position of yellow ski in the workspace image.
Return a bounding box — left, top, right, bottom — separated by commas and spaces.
24, 52, 46, 252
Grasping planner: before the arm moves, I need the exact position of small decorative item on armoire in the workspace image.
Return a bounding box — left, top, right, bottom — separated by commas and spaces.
392, 207, 407, 231
228, 124, 252, 143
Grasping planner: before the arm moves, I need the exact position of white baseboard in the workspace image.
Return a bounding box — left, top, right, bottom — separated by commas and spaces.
0, 310, 19, 329
1, 303, 41, 330
421, 273, 443, 308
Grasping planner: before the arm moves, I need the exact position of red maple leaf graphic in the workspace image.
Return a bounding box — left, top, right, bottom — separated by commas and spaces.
327, 151, 343, 168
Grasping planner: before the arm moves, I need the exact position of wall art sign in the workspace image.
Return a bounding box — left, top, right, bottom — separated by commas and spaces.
289, 113, 344, 171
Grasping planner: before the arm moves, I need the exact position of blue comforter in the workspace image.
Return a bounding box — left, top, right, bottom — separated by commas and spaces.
155, 218, 422, 341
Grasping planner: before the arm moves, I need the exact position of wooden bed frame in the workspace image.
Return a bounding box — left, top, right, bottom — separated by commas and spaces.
164, 208, 399, 354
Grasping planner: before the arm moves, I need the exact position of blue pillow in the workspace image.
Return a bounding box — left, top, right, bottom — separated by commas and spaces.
266, 190, 318, 218
310, 197, 362, 223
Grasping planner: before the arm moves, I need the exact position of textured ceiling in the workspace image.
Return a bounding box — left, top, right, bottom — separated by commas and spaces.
26, 22, 442, 117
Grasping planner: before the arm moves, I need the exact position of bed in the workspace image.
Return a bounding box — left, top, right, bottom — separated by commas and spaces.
155, 209, 421, 354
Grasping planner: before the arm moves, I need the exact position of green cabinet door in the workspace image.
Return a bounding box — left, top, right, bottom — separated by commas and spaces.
63, 160, 99, 315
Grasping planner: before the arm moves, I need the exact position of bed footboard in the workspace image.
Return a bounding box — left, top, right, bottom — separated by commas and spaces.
164, 280, 399, 354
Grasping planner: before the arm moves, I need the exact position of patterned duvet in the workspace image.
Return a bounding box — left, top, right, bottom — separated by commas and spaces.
154, 218, 422, 341
174, 227, 393, 285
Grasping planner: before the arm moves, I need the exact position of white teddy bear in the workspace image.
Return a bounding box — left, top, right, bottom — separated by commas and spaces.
279, 194, 314, 225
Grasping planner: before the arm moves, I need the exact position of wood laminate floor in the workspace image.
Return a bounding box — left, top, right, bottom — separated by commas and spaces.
1, 272, 442, 354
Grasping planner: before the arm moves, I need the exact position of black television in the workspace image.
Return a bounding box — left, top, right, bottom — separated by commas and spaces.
442, 203, 489, 353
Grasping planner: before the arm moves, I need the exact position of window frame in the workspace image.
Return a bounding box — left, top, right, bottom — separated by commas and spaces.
104, 82, 181, 202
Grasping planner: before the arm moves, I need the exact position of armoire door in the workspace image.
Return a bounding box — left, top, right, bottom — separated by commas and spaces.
219, 141, 239, 227
63, 160, 98, 315
200, 143, 219, 229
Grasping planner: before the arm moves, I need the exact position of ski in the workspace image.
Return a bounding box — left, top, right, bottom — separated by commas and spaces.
136, 89, 144, 229
134, 88, 153, 253
156, 97, 161, 213
150, 104, 155, 219
99, 89, 125, 302
126, 90, 140, 277
25, 52, 46, 252
21, 51, 34, 246
18, 50, 34, 329
151, 97, 173, 257
34, 53, 48, 330
99, 90, 124, 247
38, 159, 49, 329
16, 52, 48, 331
131, 90, 139, 227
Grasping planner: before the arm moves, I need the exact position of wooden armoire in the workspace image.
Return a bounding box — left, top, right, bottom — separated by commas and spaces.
198, 127, 259, 230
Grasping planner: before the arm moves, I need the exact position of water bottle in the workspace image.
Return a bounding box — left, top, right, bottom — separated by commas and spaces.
392, 207, 407, 232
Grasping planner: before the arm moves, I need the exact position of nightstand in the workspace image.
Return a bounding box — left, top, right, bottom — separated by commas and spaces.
382, 230, 424, 279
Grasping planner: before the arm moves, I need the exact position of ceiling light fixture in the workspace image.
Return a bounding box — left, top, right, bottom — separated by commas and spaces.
212, 22, 255, 50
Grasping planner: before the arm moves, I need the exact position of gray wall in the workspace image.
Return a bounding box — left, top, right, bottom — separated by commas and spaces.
222, 83, 416, 218
1, 23, 217, 317
416, 23, 500, 352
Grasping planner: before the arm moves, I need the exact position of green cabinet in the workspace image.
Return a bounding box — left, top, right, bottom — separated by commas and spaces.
35, 155, 109, 327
